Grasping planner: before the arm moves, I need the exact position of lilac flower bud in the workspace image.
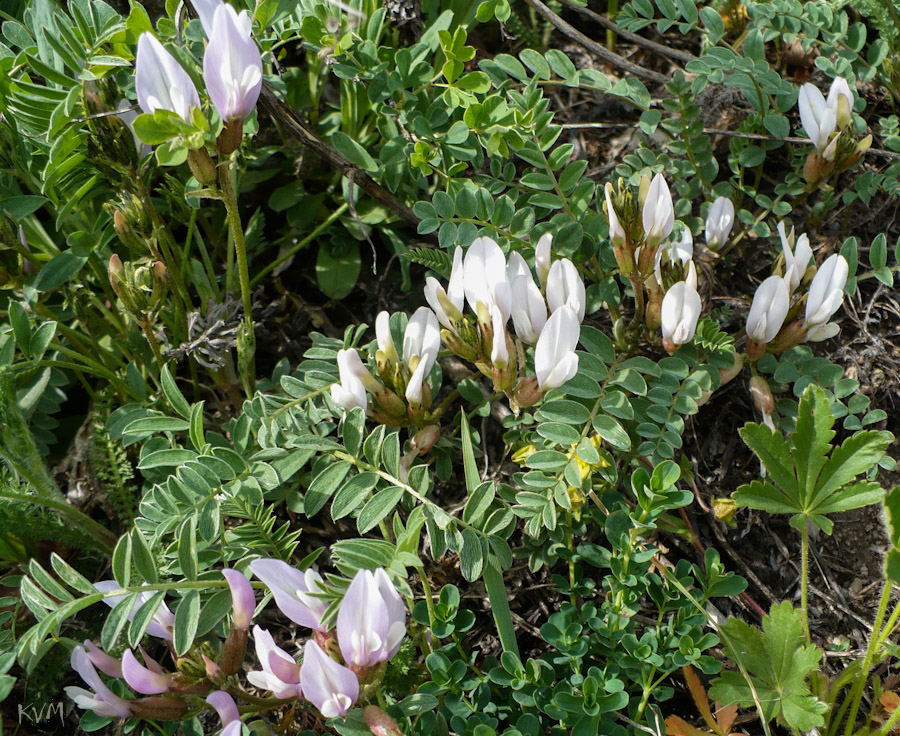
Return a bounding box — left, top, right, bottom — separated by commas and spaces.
364, 705, 405, 736
546, 259, 586, 323
222, 569, 255, 630
84, 641, 123, 679
249, 559, 329, 632
94, 581, 175, 641
246, 626, 302, 700
705, 197, 734, 251
746, 275, 790, 345
300, 640, 359, 718
534, 306, 580, 390
65, 646, 132, 718
203, 4, 263, 122
337, 568, 406, 670
135, 34, 200, 123
207, 690, 243, 736
122, 649, 174, 695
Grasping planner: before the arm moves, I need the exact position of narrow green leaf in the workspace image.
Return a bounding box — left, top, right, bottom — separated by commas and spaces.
128, 591, 165, 646
131, 529, 158, 584
174, 590, 201, 655
101, 593, 137, 650
357, 487, 404, 534
50, 552, 97, 595
178, 517, 198, 580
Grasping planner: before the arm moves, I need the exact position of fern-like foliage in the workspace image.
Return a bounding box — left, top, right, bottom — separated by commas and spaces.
90, 403, 137, 526
406, 247, 453, 278
0, 473, 97, 560
223, 495, 303, 562
837, 0, 900, 54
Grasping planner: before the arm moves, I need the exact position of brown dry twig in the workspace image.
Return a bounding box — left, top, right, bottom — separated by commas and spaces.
258, 84, 422, 229
524, 0, 671, 86
558, 0, 697, 64
562, 122, 900, 161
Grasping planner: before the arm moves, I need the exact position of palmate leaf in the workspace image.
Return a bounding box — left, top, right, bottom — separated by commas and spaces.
709, 602, 826, 731
735, 385, 891, 533
739, 423, 796, 496
791, 384, 835, 500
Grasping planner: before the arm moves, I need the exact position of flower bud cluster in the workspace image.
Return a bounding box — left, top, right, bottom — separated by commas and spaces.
330, 306, 441, 426
67, 563, 407, 730
797, 76, 871, 188
108, 255, 169, 319
745, 222, 849, 359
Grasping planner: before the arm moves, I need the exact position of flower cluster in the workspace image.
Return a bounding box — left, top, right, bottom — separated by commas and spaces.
331, 308, 440, 426
330, 235, 586, 419
249, 561, 406, 717
744, 222, 849, 359
423, 235, 584, 407
134, 0, 262, 156
797, 76, 871, 187
66, 563, 406, 731
605, 172, 736, 353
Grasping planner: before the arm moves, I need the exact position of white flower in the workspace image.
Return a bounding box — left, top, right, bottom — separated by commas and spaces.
805, 253, 848, 340
509, 268, 548, 345
490, 305, 508, 367
661, 262, 701, 347
827, 76, 854, 129
535, 233, 553, 288
605, 183, 626, 247
642, 173, 675, 247
746, 275, 790, 344
463, 237, 511, 320
330, 349, 368, 412
534, 306, 580, 390
654, 225, 693, 284
546, 259, 586, 323
778, 221, 813, 294
375, 311, 398, 363
403, 307, 440, 405
202, 3, 263, 122
705, 197, 735, 251
798, 83, 837, 154
424, 247, 465, 331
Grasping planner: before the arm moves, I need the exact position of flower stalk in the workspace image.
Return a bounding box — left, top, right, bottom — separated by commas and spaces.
219, 162, 255, 394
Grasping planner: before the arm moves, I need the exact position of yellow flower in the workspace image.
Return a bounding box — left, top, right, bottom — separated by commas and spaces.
512, 444, 537, 465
